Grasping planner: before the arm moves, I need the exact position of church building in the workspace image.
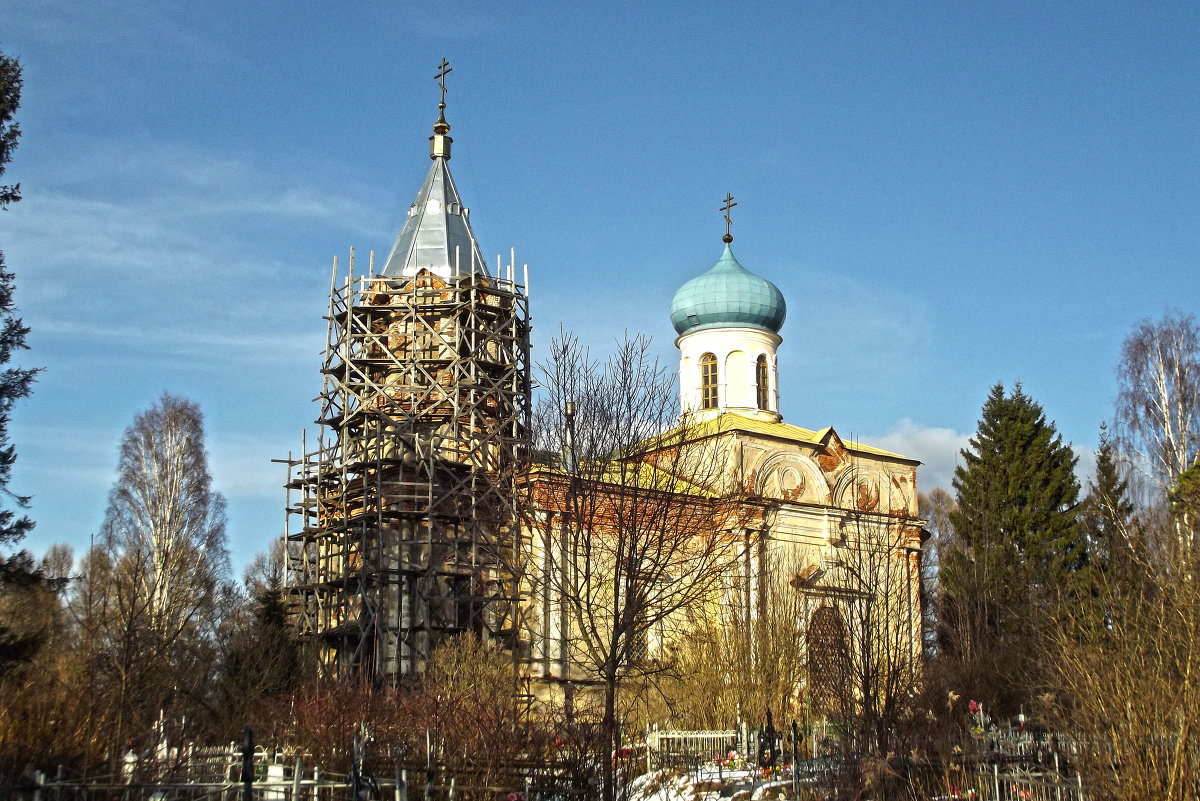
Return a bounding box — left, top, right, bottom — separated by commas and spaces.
284, 64, 925, 716
519, 200, 925, 718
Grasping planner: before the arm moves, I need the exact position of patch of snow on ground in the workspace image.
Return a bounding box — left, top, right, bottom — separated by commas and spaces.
626, 768, 789, 801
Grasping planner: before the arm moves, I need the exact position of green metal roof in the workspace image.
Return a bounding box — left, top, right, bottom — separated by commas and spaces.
669, 244, 786, 336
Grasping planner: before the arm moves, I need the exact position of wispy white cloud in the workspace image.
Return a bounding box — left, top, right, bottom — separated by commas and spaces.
0, 140, 374, 563
7, 146, 386, 278
10, 422, 119, 482
0, 142, 371, 384
868, 418, 969, 493
33, 318, 324, 362
7, 0, 250, 74
773, 260, 934, 392
870, 418, 1102, 503
208, 431, 295, 500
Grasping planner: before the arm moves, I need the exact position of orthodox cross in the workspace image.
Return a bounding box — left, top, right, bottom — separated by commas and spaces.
721, 193, 737, 243
435, 58, 453, 106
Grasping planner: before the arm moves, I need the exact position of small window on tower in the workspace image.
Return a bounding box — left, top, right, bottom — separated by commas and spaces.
756, 354, 769, 410
700, 353, 718, 410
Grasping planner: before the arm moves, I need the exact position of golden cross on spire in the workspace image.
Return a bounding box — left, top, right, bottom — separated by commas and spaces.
435, 58, 452, 107
721, 193, 737, 244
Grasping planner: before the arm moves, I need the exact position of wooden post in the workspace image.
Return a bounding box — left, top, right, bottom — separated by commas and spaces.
350, 731, 363, 801
242, 725, 254, 801
791, 720, 800, 800
425, 730, 435, 801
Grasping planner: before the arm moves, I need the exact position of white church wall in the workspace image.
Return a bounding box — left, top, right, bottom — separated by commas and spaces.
676, 326, 782, 421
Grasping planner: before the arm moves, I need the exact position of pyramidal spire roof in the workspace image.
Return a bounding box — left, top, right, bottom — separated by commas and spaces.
380, 60, 489, 279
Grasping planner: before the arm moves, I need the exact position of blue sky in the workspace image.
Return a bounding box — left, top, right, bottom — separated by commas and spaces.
3, 1, 1199, 572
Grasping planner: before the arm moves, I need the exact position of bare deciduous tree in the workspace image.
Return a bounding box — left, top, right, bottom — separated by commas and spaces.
918, 487, 956, 655
825, 501, 925, 762
243, 536, 289, 600
98, 393, 231, 763
526, 332, 747, 801
654, 546, 811, 730
0, 550, 87, 772
1116, 310, 1200, 496
104, 393, 229, 640
254, 636, 534, 801
1047, 513, 1200, 801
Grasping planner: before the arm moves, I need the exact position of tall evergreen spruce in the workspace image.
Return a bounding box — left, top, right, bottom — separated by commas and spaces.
0, 50, 38, 548
940, 383, 1082, 714
1082, 424, 1135, 575
951, 383, 1084, 582
0, 51, 43, 679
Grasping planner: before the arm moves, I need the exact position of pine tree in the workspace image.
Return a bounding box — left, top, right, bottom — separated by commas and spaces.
940, 383, 1083, 714
0, 50, 39, 548
1081, 423, 1136, 575
0, 50, 44, 680
0, 52, 21, 210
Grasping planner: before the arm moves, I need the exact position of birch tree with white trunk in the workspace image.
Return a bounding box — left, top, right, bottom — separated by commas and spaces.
99, 393, 230, 762
1116, 310, 1200, 496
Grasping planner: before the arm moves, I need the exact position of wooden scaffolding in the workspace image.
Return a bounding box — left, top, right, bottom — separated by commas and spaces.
285, 251, 531, 682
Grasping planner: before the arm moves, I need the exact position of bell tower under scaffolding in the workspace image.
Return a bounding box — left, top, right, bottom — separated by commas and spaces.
283, 63, 531, 682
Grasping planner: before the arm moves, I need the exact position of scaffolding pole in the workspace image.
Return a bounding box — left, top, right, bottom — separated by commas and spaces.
285, 258, 531, 683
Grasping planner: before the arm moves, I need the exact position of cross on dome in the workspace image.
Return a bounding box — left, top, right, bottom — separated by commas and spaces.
721, 193, 737, 244
670, 194, 786, 337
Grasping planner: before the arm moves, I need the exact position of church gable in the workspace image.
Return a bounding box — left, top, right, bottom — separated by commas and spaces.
750, 449, 829, 504
732, 423, 918, 518
815, 427, 852, 478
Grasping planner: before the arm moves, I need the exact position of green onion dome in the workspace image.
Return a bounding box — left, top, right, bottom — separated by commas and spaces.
670, 244, 787, 336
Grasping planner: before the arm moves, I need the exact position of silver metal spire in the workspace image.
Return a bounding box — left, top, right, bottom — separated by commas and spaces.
380, 59, 489, 279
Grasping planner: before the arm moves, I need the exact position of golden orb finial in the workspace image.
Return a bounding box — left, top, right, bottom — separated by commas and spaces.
430, 58, 454, 159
